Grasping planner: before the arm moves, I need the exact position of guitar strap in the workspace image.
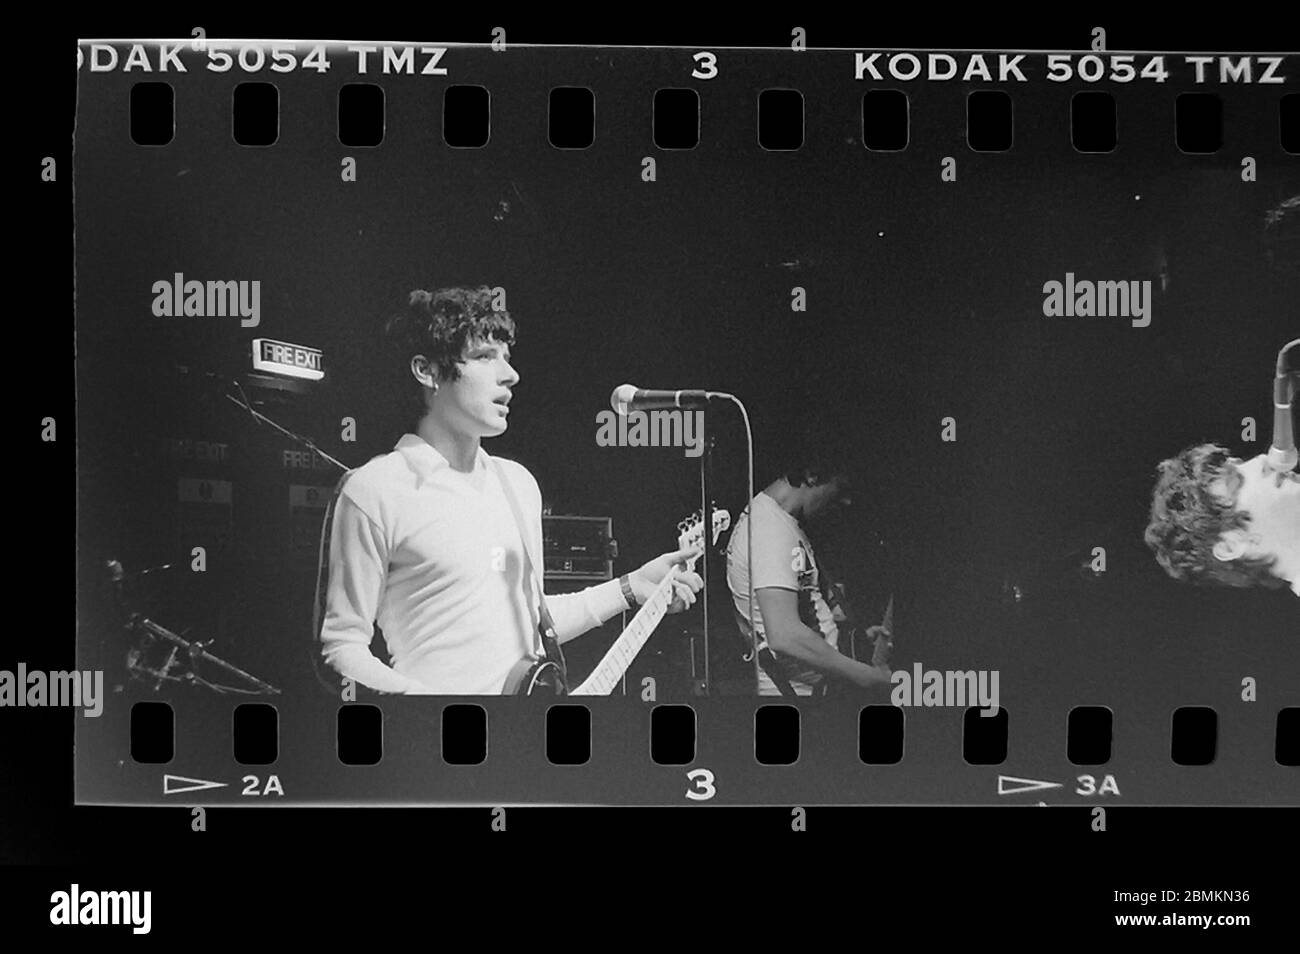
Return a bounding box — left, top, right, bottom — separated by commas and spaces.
757, 647, 799, 698
492, 458, 567, 682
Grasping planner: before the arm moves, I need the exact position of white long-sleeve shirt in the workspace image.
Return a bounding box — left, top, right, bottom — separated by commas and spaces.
319, 433, 627, 694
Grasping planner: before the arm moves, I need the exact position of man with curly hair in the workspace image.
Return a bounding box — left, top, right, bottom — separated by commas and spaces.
1144, 444, 1299, 597
317, 286, 703, 694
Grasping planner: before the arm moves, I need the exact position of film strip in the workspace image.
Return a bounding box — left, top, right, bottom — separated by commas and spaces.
66, 39, 1298, 810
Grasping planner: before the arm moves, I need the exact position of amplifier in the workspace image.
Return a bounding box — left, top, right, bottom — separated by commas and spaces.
543, 515, 615, 581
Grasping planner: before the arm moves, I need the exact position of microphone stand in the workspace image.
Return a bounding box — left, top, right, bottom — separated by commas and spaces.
697, 429, 715, 696
610, 387, 756, 696
128, 371, 353, 694
222, 385, 349, 474
695, 394, 757, 698
129, 614, 281, 695
176, 364, 350, 474
110, 559, 281, 695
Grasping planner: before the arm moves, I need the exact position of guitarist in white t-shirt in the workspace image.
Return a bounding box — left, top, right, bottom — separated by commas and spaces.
725, 451, 893, 697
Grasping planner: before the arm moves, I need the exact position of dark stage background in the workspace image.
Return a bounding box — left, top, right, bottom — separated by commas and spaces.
75, 51, 1298, 714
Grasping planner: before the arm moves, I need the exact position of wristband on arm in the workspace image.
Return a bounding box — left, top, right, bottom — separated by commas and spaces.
618, 573, 637, 610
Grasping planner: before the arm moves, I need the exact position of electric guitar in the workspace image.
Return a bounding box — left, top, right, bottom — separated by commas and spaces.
821, 561, 894, 669
504, 508, 730, 695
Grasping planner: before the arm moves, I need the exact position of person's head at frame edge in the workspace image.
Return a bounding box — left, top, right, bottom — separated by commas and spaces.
1145, 443, 1300, 595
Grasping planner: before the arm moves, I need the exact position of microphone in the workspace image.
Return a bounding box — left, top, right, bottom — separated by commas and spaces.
610, 384, 727, 415
1267, 341, 1298, 473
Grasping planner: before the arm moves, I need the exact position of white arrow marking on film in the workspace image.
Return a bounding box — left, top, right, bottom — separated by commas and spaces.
163, 774, 228, 795
997, 775, 1063, 796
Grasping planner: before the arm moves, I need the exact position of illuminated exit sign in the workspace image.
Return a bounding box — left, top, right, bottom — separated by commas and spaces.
251, 338, 324, 381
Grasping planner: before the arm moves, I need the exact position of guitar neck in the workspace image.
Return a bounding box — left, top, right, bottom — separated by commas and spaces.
568, 568, 679, 696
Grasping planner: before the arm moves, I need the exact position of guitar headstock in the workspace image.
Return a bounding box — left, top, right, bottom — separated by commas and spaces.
676, 508, 732, 568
